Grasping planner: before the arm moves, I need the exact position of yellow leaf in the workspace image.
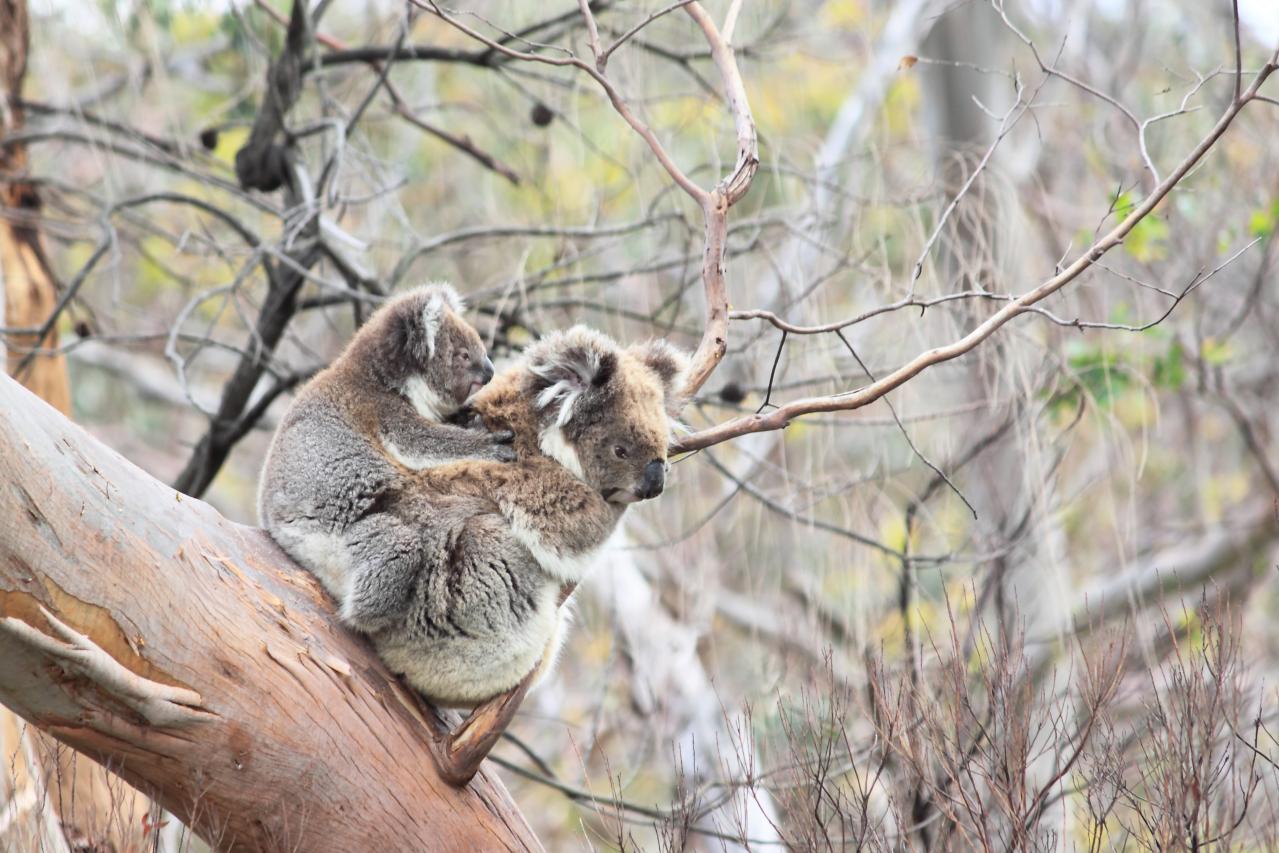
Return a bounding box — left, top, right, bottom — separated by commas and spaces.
213, 125, 250, 168
1200, 337, 1232, 366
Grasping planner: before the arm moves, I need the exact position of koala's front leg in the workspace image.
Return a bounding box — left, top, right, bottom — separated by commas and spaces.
492, 463, 622, 585
338, 513, 425, 633
380, 406, 515, 468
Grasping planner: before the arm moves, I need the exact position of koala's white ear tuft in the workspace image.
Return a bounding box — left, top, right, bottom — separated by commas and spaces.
526, 325, 619, 426
627, 338, 690, 419
418, 282, 464, 356
422, 281, 465, 313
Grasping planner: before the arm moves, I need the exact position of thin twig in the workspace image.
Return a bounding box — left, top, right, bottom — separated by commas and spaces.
672, 59, 1278, 454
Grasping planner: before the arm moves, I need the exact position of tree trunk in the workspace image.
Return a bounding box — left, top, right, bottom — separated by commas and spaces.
0, 375, 542, 852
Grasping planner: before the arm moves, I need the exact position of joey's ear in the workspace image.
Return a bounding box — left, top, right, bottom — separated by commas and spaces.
627, 339, 690, 418
526, 325, 618, 426
421, 282, 465, 314
418, 282, 465, 356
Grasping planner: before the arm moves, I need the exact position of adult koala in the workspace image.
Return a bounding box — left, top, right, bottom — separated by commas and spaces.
344, 326, 688, 708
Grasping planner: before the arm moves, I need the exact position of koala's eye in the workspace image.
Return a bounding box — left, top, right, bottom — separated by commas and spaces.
613, 445, 629, 459
460, 351, 471, 363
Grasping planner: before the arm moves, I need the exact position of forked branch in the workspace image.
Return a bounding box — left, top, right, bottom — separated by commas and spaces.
416, 0, 758, 398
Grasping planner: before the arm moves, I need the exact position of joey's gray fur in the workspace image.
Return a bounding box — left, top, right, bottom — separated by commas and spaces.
258, 284, 513, 623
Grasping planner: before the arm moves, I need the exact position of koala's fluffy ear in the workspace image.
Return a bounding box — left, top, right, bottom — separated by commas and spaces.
627, 339, 690, 418
526, 325, 619, 426
417, 282, 465, 356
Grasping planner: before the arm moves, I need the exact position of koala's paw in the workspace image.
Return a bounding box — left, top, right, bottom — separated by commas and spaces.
489, 430, 517, 462
448, 404, 482, 428
490, 444, 518, 463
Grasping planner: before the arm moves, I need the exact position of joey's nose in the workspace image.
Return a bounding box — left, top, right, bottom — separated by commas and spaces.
638, 460, 666, 499
480, 356, 495, 384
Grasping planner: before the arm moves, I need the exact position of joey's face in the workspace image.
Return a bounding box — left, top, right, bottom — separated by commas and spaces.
369, 283, 494, 419
427, 311, 495, 408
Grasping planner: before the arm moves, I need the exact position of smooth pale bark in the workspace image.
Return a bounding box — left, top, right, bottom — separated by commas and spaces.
0, 375, 542, 852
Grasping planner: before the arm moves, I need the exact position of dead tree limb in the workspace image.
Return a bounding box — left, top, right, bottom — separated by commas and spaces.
0, 375, 542, 852
172, 0, 320, 498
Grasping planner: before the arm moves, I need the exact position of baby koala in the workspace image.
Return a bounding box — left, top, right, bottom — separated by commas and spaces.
258, 284, 513, 610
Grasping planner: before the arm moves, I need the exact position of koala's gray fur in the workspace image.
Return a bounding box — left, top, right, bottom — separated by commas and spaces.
258, 283, 514, 619
340, 326, 689, 706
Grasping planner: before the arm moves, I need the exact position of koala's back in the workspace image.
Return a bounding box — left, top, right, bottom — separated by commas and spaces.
258, 375, 403, 589
260, 378, 395, 523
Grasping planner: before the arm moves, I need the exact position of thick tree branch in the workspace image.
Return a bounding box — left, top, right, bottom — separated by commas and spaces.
0, 375, 541, 852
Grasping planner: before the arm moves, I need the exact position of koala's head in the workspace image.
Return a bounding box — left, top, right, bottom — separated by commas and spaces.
524, 326, 688, 504
374, 283, 495, 418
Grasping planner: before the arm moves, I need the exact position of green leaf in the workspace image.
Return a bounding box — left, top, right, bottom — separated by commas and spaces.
1044, 343, 1132, 415
1152, 340, 1186, 390
1249, 204, 1277, 238
1110, 191, 1169, 262
1125, 213, 1169, 262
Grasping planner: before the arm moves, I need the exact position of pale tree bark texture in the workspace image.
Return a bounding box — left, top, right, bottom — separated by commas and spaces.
0, 375, 541, 851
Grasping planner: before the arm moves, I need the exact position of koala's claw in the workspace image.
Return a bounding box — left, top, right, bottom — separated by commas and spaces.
487, 430, 517, 462
449, 406, 484, 429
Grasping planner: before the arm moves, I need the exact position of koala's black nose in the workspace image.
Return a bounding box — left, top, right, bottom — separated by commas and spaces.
480, 356, 495, 384
638, 460, 666, 499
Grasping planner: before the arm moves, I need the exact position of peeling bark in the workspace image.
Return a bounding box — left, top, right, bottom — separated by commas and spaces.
0, 375, 542, 852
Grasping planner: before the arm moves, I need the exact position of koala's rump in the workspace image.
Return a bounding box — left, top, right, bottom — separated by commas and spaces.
377, 496, 563, 706
258, 391, 400, 597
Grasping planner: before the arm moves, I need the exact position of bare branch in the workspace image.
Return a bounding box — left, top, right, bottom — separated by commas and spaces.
672, 59, 1278, 454
417, 0, 758, 399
